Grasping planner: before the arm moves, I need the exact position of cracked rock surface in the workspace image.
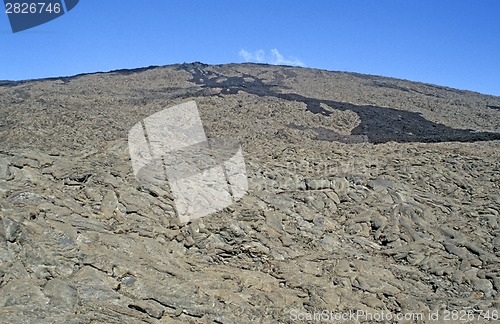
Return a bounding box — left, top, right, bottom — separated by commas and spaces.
0, 63, 499, 323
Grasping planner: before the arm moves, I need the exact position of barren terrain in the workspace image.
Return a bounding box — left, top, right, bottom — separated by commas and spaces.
0, 63, 499, 323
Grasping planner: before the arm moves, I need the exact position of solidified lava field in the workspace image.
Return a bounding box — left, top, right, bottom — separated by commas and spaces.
1, 63, 499, 323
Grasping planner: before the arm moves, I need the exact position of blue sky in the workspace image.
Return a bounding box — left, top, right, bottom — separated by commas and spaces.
1, 1, 499, 96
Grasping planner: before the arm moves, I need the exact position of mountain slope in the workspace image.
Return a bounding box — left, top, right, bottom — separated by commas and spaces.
0, 63, 499, 322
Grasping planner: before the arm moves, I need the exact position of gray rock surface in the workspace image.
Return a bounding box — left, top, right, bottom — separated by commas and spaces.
0, 63, 499, 322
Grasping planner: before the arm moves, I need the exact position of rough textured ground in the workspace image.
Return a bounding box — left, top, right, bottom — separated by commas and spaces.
0, 63, 499, 323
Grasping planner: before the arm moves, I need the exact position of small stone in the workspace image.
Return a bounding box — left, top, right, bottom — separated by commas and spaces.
265, 210, 284, 231
305, 179, 330, 190
11, 157, 40, 169
305, 196, 325, 211
44, 278, 78, 308
0, 157, 12, 180
121, 275, 137, 286
100, 190, 118, 218
348, 191, 363, 203
280, 235, 293, 247
471, 278, 494, 297
368, 178, 394, 189
324, 190, 340, 205
184, 236, 195, 247
3, 218, 19, 243
1, 280, 49, 307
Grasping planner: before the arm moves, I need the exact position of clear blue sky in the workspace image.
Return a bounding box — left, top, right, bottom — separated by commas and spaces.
1, 1, 499, 96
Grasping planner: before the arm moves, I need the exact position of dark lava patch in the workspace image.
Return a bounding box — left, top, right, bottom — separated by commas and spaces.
180, 63, 500, 144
